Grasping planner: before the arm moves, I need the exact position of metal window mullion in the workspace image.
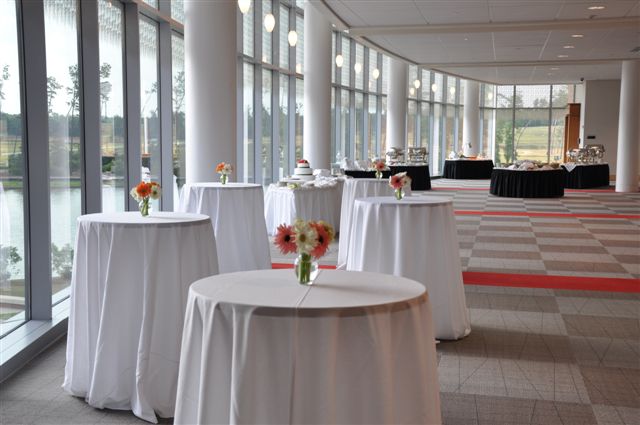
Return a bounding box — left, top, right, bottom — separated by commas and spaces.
376, 95, 382, 156
236, 7, 245, 182
124, 2, 142, 210
20, 0, 51, 319
288, 7, 296, 169
348, 39, 355, 159
158, 20, 173, 210
547, 85, 553, 163
253, 0, 263, 184
362, 48, 369, 159
271, 70, 279, 182
512, 86, 516, 160
78, 0, 102, 214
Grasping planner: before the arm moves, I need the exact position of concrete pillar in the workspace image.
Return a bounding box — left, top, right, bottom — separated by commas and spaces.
387, 58, 408, 150
185, 0, 237, 183
303, 2, 331, 169
463, 80, 480, 156
615, 60, 640, 192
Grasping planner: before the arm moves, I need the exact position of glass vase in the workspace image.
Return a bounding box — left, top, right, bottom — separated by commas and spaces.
139, 198, 150, 217
395, 188, 405, 200
375, 170, 382, 179
294, 253, 318, 285
220, 174, 228, 185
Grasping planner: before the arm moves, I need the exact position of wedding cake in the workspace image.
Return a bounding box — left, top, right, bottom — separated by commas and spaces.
293, 159, 314, 181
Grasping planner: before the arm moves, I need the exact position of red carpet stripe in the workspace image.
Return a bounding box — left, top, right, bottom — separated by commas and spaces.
454, 210, 640, 219
271, 263, 640, 293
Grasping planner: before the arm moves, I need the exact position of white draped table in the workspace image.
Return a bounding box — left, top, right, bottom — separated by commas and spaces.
345, 197, 471, 340
337, 178, 411, 269
178, 182, 271, 273
264, 184, 341, 235
175, 269, 441, 425
63, 212, 219, 423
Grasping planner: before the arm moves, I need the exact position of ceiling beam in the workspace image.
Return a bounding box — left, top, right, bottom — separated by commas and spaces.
418, 58, 629, 68
348, 16, 640, 36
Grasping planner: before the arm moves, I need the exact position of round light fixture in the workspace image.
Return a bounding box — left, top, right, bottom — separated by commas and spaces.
354, 62, 362, 74
571, 34, 584, 38
372, 68, 380, 79
238, 0, 251, 14
557, 54, 569, 58
431, 83, 438, 93
413, 79, 421, 89
288, 30, 298, 47
563, 45, 575, 49
409, 87, 415, 96
335, 54, 344, 68
487, 92, 493, 100
587, 5, 605, 10
449, 86, 456, 95
264, 13, 275, 33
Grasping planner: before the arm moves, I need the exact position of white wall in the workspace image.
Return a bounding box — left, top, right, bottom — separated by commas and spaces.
582, 79, 621, 176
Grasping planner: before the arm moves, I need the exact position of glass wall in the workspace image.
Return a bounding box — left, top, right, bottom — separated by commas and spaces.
99, 0, 126, 213
172, 33, 186, 209
44, 0, 81, 302
0, 0, 26, 331
482, 83, 574, 165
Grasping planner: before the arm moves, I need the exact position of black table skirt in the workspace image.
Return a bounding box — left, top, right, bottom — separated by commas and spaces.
344, 165, 431, 190
443, 160, 494, 179
490, 168, 566, 198
563, 164, 610, 189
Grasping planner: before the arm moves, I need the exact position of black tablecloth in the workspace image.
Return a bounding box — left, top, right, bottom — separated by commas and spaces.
562, 164, 610, 189
490, 168, 566, 198
344, 165, 432, 190
443, 160, 494, 179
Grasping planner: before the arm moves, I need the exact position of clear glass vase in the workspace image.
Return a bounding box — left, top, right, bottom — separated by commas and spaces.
294, 253, 318, 285
375, 170, 383, 179
395, 188, 405, 200
139, 198, 151, 217
220, 174, 228, 185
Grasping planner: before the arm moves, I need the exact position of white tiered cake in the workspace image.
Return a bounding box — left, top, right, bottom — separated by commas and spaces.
293, 160, 314, 181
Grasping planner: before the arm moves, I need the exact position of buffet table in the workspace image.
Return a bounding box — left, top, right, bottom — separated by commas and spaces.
174, 269, 442, 425
562, 163, 610, 189
337, 178, 411, 269
264, 184, 341, 235
443, 159, 494, 179
490, 168, 566, 198
344, 164, 431, 190
178, 182, 271, 273
63, 212, 219, 423
345, 197, 470, 340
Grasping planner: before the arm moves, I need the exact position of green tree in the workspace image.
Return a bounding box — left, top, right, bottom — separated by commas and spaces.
0, 245, 21, 284
47, 76, 62, 114
99, 63, 112, 118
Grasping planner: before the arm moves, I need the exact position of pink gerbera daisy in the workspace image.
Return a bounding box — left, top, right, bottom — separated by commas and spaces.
310, 222, 330, 259
274, 224, 297, 254
389, 174, 404, 190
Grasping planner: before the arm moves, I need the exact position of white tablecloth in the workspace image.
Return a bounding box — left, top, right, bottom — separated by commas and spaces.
264, 184, 341, 235
63, 212, 219, 423
178, 182, 271, 273
337, 178, 411, 269
174, 269, 441, 425
346, 197, 471, 340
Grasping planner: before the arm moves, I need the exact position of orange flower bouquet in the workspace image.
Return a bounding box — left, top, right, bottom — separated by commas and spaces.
389, 172, 411, 200
371, 158, 388, 179
130, 181, 161, 216
215, 162, 233, 184
274, 219, 335, 284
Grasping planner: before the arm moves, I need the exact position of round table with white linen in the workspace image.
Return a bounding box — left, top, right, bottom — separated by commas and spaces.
178, 182, 271, 273
337, 178, 411, 269
345, 197, 471, 340
174, 269, 441, 425
264, 184, 341, 235
63, 212, 219, 423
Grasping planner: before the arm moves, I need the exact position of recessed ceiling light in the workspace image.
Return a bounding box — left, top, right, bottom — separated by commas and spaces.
563, 45, 575, 49
557, 54, 569, 58
550, 67, 559, 70
571, 34, 584, 38
587, 5, 605, 10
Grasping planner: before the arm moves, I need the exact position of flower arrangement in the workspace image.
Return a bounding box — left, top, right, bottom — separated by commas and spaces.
215, 162, 233, 184
371, 158, 387, 179
130, 181, 161, 216
389, 172, 411, 200
274, 219, 335, 284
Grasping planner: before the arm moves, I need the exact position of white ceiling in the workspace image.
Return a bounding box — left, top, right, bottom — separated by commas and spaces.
321, 0, 640, 84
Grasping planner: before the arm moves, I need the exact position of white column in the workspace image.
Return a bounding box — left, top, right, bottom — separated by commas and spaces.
303, 2, 331, 169
185, 0, 237, 183
387, 58, 407, 149
615, 60, 640, 192
463, 80, 480, 156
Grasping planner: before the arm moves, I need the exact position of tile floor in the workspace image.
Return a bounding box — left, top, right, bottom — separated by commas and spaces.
1, 179, 638, 425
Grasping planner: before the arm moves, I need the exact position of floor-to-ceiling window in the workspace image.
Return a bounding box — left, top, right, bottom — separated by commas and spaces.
240, 0, 303, 185
171, 32, 185, 209
99, 0, 126, 213
0, 0, 26, 333
482, 83, 575, 166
